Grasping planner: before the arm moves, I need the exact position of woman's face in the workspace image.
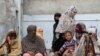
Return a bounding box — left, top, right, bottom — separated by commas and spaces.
9, 32, 17, 40
76, 32, 82, 39
55, 16, 60, 20
32, 29, 36, 36
68, 8, 77, 17
64, 32, 72, 41
7, 36, 16, 45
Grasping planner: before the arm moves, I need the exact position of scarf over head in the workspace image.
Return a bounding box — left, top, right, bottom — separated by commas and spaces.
22, 25, 46, 55
56, 6, 77, 35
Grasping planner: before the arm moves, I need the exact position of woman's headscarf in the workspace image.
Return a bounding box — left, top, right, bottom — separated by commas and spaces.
56, 6, 77, 34
75, 23, 86, 33
67, 6, 77, 17
22, 25, 46, 55
0, 29, 18, 54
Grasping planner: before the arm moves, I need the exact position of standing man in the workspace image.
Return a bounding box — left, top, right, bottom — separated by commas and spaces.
52, 13, 61, 45
52, 13, 61, 51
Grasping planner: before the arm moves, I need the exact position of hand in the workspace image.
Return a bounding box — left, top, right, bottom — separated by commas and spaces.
63, 50, 73, 56
54, 51, 60, 56
7, 37, 11, 45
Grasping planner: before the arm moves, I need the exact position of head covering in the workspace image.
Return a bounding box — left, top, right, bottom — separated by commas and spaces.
7, 29, 17, 40
27, 25, 36, 34
75, 23, 86, 33
26, 25, 37, 42
54, 13, 61, 24
66, 6, 77, 17
22, 25, 46, 55
1, 29, 18, 54
56, 6, 77, 33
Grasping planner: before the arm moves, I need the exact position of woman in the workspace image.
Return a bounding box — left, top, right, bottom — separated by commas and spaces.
73, 23, 95, 56
22, 25, 47, 56
0, 29, 21, 56
53, 6, 77, 53
56, 6, 77, 34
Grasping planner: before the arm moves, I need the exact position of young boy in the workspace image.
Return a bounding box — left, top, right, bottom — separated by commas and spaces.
57, 31, 76, 56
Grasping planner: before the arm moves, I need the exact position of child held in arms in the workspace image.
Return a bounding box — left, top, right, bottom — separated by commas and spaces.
56, 31, 77, 56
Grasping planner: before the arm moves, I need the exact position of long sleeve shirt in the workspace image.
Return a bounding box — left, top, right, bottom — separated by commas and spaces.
59, 39, 76, 54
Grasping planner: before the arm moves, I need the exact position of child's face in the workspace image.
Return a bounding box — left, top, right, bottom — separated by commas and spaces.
64, 32, 72, 41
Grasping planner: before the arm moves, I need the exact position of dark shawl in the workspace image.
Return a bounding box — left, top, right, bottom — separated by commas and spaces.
22, 25, 46, 55
52, 33, 66, 52
52, 13, 61, 49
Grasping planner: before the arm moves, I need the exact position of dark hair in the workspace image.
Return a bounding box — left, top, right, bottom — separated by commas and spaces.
7, 31, 17, 39
6, 31, 17, 53
75, 24, 82, 33
54, 13, 61, 17
64, 31, 72, 36
54, 13, 61, 23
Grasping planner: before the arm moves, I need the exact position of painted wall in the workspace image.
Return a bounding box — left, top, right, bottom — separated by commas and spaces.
23, 0, 100, 15
0, 0, 18, 42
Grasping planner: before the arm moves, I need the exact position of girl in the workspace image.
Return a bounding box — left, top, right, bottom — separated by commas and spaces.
57, 31, 76, 56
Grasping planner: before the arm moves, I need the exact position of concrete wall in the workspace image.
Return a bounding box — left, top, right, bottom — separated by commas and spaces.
0, 0, 8, 41
0, 0, 18, 42
0, 0, 18, 28
23, 0, 100, 15
0, 0, 6, 22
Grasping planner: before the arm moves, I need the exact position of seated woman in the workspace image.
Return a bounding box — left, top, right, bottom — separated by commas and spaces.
73, 23, 95, 56
55, 31, 77, 56
0, 29, 21, 56
22, 25, 47, 56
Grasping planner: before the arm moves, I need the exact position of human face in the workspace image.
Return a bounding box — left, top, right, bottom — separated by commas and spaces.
64, 32, 72, 41
32, 29, 36, 36
76, 32, 82, 40
55, 16, 60, 20
7, 32, 17, 40
68, 8, 77, 17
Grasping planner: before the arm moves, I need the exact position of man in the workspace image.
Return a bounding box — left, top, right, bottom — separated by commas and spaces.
52, 13, 61, 52
52, 13, 61, 46
22, 25, 46, 56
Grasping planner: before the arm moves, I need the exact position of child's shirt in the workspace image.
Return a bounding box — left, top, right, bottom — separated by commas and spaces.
59, 39, 76, 54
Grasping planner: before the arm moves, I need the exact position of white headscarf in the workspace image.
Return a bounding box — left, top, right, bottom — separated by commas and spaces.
56, 6, 77, 34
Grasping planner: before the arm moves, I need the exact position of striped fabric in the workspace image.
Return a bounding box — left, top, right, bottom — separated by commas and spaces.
59, 39, 76, 54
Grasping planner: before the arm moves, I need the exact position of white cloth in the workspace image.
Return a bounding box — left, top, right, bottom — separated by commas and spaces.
55, 6, 77, 33
73, 34, 85, 56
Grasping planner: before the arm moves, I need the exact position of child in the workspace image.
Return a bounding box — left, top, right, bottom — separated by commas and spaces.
57, 31, 76, 56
